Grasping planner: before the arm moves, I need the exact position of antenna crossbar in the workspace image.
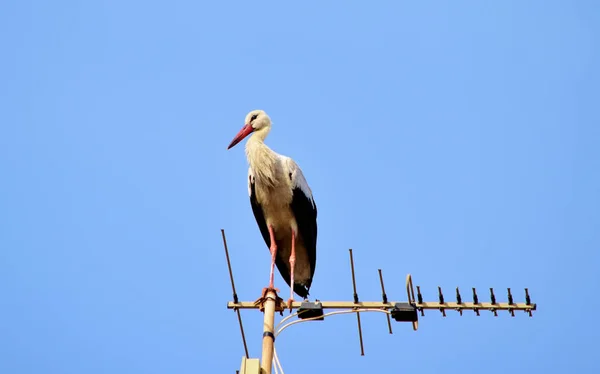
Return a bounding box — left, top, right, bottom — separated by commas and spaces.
226, 300, 536, 312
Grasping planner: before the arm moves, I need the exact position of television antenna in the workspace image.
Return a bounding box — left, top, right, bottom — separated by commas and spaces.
221, 229, 537, 374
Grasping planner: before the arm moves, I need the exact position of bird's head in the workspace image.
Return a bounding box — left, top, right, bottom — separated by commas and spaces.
227, 110, 271, 150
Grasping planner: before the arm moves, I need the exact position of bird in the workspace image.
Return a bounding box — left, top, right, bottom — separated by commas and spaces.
227, 110, 318, 308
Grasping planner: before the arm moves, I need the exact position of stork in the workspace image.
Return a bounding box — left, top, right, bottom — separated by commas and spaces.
227, 110, 318, 308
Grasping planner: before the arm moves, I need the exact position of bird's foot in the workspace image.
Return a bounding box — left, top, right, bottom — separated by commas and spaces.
258, 286, 280, 300
254, 287, 284, 315
287, 298, 294, 313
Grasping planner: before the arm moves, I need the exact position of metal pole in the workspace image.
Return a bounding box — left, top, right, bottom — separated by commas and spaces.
260, 289, 277, 374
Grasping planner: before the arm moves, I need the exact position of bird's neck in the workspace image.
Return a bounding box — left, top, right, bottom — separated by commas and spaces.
245, 132, 278, 187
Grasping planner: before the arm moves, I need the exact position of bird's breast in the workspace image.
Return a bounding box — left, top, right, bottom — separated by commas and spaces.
254, 180, 296, 234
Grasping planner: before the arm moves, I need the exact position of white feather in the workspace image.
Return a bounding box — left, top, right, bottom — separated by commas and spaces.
282, 156, 316, 208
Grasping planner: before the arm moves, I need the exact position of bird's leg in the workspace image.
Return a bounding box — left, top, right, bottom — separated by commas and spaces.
268, 225, 277, 289
287, 229, 296, 311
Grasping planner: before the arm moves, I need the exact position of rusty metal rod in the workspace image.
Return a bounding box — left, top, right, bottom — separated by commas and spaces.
438, 286, 446, 317
456, 287, 463, 316
221, 229, 239, 304
507, 288, 515, 317
378, 269, 393, 334
356, 311, 365, 356
472, 287, 480, 316
525, 288, 532, 317
349, 249, 365, 356
235, 309, 249, 359
221, 229, 249, 358
349, 249, 359, 303
490, 288, 498, 317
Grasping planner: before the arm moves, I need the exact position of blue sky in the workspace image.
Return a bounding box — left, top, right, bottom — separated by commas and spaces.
1, 1, 599, 373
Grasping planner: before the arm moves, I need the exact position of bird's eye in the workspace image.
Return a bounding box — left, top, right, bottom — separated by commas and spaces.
250, 114, 258, 122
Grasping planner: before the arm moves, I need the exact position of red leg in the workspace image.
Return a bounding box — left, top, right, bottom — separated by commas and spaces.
268, 225, 277, 289
287, 229, 296, 310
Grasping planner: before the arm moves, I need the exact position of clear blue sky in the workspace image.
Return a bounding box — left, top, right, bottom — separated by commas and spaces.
1, 1, 598, 373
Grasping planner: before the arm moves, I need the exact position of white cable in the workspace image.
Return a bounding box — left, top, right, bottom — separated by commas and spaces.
273, 346, 284, 374
273, 346, 280, 374
277, 308, 391, 337
272, 309, 303, 374
275, 310, 302, 331
271, 308, 391, 373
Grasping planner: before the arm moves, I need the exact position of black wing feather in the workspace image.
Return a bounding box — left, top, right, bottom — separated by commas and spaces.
249, 177, 271, 248
290, 186, 318, 295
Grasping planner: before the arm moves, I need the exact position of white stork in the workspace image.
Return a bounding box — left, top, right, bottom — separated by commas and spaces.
227, 110, 318, 307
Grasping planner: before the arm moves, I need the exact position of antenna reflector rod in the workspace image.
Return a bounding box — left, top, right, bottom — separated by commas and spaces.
456, 287, 463, 316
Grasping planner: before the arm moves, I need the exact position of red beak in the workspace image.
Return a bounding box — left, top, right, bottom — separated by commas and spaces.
227, 124, 254, 150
